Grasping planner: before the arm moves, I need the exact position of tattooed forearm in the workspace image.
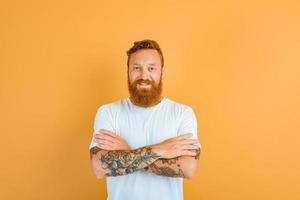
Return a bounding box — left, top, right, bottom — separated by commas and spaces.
90, 146, 160, 177
161, 157, 179, 165
144, 148, 201, 178
145, 157, 185, 177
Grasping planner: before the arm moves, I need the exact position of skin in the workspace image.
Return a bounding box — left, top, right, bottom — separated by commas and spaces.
128, 49, 162, 87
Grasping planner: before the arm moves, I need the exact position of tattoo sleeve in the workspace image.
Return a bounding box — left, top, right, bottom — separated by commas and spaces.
144, 148, 201, 178
90, 146, 161, 177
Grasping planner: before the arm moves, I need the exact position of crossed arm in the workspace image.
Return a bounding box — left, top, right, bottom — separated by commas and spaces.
90, 130, 201, 179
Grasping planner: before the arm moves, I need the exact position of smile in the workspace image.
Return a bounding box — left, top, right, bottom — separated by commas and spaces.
138, 83, 151, 88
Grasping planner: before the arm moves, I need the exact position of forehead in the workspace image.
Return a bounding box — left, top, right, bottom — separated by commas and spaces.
129, 49, 161, 66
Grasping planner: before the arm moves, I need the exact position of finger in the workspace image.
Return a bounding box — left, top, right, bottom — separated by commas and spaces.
94, 138, 115, 146
179, 139, 199, 145
100, 129, 112, 133
100, 130, 119, 139
96, 143, 113, 151
174, 133, 193, 140
102, 132, 119, 139
101, 134, 124, 145
95, 134, 118, 143
181, 144, 200, 150
180, 150, 197, 156
94, 133, 105, 139
100, 129, 115, 134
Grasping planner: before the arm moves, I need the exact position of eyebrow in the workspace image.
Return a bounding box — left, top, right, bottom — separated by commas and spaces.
132, 63, 157, 66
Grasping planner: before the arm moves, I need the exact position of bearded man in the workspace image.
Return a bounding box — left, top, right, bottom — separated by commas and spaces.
89, 39, 201, 200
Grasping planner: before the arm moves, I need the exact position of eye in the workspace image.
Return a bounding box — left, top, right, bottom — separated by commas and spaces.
149, 67, 156, 71
133, 66, 140, 71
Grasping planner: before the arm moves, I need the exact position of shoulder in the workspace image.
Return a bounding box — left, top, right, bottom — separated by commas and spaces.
96, 98, 128, 113
163, 98, 194, 114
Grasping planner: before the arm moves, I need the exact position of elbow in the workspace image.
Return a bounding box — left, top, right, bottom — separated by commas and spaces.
92, 165, 106, 179
91, 155, 106, 179
95, 171, 105, 179
183, 162, 199, 179
184, 170, 197, 179
184, 149, 201, 179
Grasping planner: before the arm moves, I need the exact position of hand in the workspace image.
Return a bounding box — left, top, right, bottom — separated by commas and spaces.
151, 133, 199, 159
94, 129, 131, 151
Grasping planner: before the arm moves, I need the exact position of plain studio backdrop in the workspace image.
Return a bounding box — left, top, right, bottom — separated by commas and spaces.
0, 0, 299, 199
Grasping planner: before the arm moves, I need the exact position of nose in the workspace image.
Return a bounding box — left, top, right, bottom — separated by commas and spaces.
140, 67, 150, 79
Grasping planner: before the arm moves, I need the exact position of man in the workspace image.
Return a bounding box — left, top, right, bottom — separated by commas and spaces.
89, 39, 201, 200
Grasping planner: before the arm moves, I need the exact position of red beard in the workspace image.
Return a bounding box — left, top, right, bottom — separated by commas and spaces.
127, 75, 163, 107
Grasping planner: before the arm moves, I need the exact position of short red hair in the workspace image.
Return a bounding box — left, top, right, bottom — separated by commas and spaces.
126, 39, 164, 68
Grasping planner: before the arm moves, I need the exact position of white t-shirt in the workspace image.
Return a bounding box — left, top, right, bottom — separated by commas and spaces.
89, 97, 201, 200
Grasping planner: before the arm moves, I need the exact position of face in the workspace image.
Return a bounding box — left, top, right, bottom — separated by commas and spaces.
128, 49, 162, 87
127, 49, 163, 107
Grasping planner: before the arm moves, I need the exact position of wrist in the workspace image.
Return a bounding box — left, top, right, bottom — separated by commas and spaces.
149, 144, 164, 158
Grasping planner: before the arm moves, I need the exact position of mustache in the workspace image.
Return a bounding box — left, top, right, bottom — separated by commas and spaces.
134, 79, 154, 85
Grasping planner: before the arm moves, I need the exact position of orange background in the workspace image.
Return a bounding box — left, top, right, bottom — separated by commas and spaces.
1, 1, 300, 199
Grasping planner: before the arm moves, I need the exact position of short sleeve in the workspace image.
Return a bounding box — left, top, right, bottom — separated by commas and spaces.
177, 107, 201, 149
89, 106, 114, 149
